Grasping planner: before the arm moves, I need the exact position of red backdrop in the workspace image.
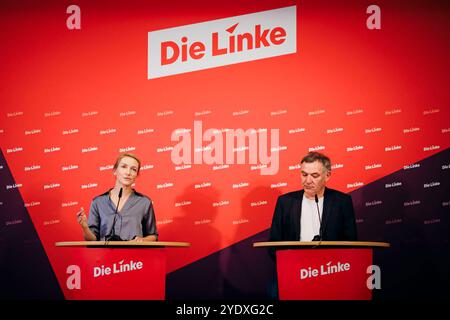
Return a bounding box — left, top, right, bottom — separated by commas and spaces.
1, 0, 448, 286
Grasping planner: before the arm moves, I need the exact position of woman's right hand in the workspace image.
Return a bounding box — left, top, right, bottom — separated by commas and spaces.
76, 207, 88, 228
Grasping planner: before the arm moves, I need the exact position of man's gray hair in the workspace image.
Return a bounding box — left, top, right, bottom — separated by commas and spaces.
301, 152, 331, 172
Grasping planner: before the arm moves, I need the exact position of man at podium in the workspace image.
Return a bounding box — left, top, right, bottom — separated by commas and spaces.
76, 153, 158, 242
269, 152, 357, 242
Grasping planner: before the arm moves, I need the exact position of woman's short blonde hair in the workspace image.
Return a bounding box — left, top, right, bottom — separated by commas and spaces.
113, 153, 141, 174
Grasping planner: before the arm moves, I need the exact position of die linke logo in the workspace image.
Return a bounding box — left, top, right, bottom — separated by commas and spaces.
148, 6, 296, 79
300, 261, 351, 280
94, 259, 143, 278
65, 260, 143, 290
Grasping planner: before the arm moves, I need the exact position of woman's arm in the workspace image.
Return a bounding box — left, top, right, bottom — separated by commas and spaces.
76, 207, 97, 241
138, 198, 158, 242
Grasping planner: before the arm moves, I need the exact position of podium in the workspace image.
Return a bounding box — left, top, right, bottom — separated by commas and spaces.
254, 241, 390, 300
54, 241, 190, 300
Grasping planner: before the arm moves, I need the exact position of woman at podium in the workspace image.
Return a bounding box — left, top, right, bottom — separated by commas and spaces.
76, 153, 158, 242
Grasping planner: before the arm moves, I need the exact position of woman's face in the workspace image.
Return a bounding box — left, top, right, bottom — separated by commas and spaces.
114, 156, 139, 187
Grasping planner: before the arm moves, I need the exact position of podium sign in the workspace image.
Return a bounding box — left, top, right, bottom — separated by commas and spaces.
54, 241, 190, 300
54, 247, 166, 300
277, 248, 372, 300
254, 241, 389, 300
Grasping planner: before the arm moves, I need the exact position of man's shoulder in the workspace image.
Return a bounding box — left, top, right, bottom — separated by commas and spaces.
325, 188, 351, 199
278, 190, 302, 202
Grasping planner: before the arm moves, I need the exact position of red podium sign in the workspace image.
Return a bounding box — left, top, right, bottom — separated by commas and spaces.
54, 241, 190, 300
254, 241, 390, 300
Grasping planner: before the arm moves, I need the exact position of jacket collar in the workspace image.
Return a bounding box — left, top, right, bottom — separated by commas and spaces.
295, 187, 331, 240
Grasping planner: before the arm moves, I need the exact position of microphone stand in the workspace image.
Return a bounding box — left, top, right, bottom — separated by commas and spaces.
106, 187, 123, 242
312, 194, 323, 246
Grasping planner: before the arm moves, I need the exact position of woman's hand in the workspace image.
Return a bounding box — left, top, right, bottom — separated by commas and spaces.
130, 236, 157, 242
76, 207, 88, 228
76, 207, 96, 241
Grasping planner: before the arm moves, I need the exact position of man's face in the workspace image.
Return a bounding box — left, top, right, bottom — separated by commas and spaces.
301, 160, 330, 198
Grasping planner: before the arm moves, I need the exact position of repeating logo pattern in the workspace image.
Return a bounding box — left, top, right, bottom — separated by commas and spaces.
1, 0, 449, 282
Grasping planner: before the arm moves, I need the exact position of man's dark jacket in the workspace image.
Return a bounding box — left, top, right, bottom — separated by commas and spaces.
269, 187, 357, 242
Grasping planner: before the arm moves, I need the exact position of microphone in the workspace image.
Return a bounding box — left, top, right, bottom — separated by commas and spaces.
106, 187, 123, 241
312, 194, 322, 241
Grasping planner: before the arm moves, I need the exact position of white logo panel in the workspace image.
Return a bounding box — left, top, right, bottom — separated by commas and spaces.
148, 6, 297, 78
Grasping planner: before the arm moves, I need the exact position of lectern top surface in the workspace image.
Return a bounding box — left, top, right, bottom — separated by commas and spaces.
55, 241, 190, 247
